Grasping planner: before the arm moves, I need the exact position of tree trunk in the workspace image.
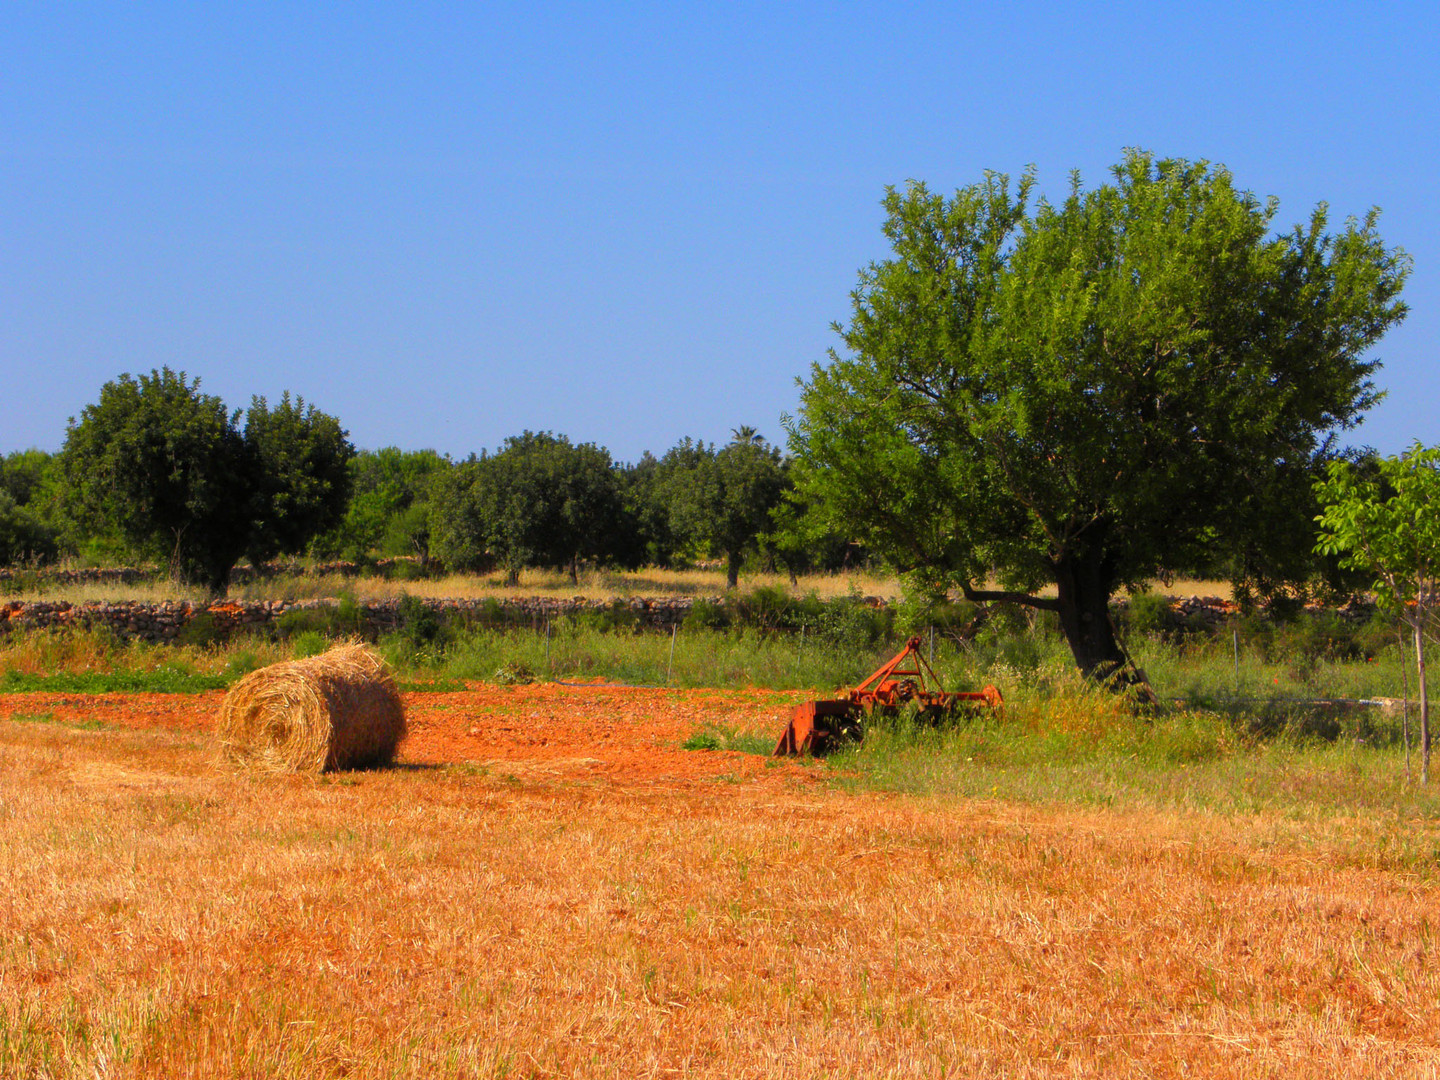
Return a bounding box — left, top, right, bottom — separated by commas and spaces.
1052, 551, 1125, 679
726, 550, 741, 590
1416, 620, 1430, 786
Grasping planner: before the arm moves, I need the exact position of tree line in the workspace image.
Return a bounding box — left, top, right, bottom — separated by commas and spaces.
0, 371, 829, 591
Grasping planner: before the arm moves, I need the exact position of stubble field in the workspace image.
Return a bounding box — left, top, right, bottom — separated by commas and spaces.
2, 683, 1438, 1078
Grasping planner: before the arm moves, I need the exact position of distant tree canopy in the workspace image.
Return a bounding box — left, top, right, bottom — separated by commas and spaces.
789, 151, 1410, 678
243, 393, 356, 568
430, 431, 626, 584
318, 447, 450, 563
0, 449, 60, 564
4, 417, 867, 586
60, 369, 354, 594
677, 433, 788, 589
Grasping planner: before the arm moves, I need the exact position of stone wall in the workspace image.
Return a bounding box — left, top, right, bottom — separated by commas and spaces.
0, 595, 709, 644
0, 593, 1374, 646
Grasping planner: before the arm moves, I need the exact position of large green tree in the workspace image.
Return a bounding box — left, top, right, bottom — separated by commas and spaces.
61, 369, 353, 593
789, 151, 1410, 678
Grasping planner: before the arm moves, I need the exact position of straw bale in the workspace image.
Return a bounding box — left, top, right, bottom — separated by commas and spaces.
218, 643, 406, 772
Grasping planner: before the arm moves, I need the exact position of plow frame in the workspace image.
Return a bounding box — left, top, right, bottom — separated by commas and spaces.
773, 636, 1002, 756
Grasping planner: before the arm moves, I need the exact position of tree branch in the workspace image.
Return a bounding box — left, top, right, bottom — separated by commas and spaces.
960, 583, 1061, 612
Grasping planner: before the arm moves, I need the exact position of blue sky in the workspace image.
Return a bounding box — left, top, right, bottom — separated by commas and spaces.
4, 1, 1436, 462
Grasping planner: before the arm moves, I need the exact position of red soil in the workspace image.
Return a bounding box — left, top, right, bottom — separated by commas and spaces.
0, 683, 817, 784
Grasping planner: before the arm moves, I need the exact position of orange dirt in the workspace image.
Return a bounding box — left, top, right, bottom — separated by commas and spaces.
0, 683, 815, 784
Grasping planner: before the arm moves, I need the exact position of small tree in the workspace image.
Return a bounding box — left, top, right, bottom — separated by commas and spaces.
429, 432, 624, 584
0, 450, 60, 565
317, 448, 448, 563
243, 392, 355, 567
630, 438, 716, 568
665, 432, 786, 589
709, 434, 786, 589
1316, 444, 1440, 783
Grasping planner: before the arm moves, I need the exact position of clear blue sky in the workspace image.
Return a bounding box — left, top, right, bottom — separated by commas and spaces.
4, 1, 1436, 463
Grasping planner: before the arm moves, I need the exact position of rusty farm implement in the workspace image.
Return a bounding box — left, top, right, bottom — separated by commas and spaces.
773, 636, 1003, 756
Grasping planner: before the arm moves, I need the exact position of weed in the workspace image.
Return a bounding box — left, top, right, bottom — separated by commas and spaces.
681, 724, 773, 755
494, 662, 536, 685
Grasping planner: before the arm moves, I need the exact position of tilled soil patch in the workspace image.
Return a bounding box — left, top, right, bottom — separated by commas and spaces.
0, 683, 815, 784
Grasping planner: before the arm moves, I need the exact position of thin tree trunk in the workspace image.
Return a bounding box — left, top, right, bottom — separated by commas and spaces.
726, 550, 741, 590
1416, 619, 1430, 786
1399, 626, 1412, 784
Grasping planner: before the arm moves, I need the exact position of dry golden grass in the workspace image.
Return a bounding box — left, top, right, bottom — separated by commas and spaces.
2, 711, 1438, 1078
4, 566, 907, 604
5, 566, 1236, 606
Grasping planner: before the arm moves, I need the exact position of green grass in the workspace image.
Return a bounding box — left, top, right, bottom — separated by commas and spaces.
0, 668, 232, 694
2, 710, 108, 731
825, 690, 1440, 834
375, 622, 896, 691
681, 724, 777, 755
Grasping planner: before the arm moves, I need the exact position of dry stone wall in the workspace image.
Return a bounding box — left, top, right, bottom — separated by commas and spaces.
0, 593, 1374, 646
0, 596, 707, 644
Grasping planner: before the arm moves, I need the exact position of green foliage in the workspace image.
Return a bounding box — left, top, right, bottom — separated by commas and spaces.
430, 432, 625, 582
893, 594, 981, 641
622, 437, 716, 569
274, 594, 366, 640
709, 435, 787, 589
1316, 444, 1440, 618
681, 599, 729, 631
0, 667, 229, 693
0, 491, 58, 565
1124, 592, 1177, 638
571, 601, 642, 634
0, 449, 54, 507
174, 611, 227, 648
809, 596, 894, 650
394, 593, 445, 648
666, 433, 787, 589
61, 369, 252, 592
681, 724, 775, 755
242, 392, 355, 566
493, 661, 536, 685
59, 369, 353, 594
1316, 443, 1440, 778
728, 585, 800, 631
290, 631, 329, 658
789, 151, 1410, 676
317, 447, 447, 562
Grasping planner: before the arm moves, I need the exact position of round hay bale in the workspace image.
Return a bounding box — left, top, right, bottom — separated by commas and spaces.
218, 643, 406, 773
